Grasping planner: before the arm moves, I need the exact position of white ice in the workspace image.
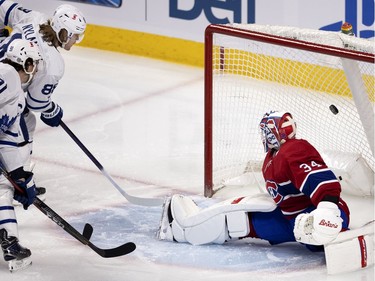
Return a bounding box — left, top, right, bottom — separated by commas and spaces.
0, 47, 373, 281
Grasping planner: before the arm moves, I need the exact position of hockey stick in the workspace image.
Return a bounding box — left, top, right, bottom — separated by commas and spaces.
32, 198, 136, 258
60, 120, 164, 206
0, 162, 136, 258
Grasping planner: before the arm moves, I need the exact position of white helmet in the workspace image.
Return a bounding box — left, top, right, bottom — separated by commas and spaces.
6, 38, 42, 73
51, 4, 86, 45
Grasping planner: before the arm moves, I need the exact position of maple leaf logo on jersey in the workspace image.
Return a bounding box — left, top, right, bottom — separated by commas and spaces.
0, 114, 16, 133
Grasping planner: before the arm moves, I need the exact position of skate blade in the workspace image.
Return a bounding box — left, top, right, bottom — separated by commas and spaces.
9, 257, 32, 272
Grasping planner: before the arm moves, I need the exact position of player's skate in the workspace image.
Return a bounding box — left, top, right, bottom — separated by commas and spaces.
156, 196, 174, 241
0, 229, 32, 272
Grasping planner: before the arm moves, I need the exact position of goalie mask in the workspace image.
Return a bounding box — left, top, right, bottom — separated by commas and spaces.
51, 4, 86, 46
259, 111, 296, 152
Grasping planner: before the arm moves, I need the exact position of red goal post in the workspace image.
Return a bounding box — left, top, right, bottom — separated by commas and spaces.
204, 24, 374, 198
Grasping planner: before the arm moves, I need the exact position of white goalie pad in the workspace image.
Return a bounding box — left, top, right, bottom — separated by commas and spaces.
324, 220, 374, 275
170, 194, 276, 245
321, 151, 374, 197
174, 193, 276, 228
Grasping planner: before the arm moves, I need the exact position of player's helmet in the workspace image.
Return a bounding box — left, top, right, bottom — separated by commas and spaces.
259, 111, 296, 152
51, 4, 86, 45
6, 38, 42, 75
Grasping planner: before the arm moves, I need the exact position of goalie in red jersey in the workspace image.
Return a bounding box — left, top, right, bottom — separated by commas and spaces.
157, 111, 350, 251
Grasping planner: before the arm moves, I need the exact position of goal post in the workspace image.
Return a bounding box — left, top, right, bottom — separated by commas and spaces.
204, 23, 375, 198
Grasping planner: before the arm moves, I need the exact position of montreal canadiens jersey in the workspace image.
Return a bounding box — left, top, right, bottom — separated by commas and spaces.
0, 0, 65, 112
262, 138, 348, 218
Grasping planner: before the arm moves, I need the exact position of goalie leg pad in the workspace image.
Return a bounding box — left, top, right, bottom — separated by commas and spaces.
182, 211, 250, 245
324, 221, 374, 274
169, 194, 264, 245
227, 211, 250, 238
170, 194, 224, 244
183, 214, 228, 245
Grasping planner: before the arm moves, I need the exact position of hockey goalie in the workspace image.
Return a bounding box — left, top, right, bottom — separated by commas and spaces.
157, 111, 374, 274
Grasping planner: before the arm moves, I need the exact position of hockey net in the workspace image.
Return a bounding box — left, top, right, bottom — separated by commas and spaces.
204, 24, 375, 198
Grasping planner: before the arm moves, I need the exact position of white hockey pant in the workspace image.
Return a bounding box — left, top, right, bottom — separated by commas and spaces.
170, 194, 276, 245
0, 176, 18, 238
20, 111, 36, 171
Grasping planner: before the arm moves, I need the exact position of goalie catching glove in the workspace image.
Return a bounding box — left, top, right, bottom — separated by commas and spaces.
293, 201, 343, 245
40, 102, 63, 127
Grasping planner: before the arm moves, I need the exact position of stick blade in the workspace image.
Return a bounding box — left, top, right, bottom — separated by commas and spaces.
88, 241, 136, 258
82, 223, 94, 240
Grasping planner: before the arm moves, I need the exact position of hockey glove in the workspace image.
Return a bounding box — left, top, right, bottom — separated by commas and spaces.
293, 201, 342, 245
12, 171, 36, 210
40, 102, 63, 127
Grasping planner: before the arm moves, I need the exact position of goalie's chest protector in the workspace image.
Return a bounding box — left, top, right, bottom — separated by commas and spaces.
262, 139, 331, 216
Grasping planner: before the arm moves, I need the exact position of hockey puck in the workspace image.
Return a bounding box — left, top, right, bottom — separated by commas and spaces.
329, 104, 339, 115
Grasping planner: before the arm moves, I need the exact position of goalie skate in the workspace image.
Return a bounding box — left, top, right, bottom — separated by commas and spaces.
156, 197, 174, 241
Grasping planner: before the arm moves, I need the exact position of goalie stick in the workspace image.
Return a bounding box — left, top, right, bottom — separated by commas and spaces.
60, 120, 164, 207
0, 162, 136, 258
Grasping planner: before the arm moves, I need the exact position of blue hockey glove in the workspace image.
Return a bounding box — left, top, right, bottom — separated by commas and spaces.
40, 102, 63, 127
12, 171, 36, 210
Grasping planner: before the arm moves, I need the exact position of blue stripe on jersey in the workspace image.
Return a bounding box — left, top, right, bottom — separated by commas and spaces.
299, 169, 339, 197
0, 140, 18, 146
4, 2, 18, 26
0, 219, 17, 225
0, 206, 14, 211
26, 93, 51, 110
275, 181, 303, 197
19, 113, 29, 141
0, 0, 5, 6
0, 81, 7, 93
4, 129, 18, 137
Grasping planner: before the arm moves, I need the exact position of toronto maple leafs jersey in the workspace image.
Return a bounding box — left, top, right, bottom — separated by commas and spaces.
0, 0, 64, 112
262, 138, 349, 218
0, 62, 26, 172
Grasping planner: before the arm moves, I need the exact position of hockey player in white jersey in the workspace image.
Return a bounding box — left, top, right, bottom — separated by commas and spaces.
0, 38, 42, 272
0, 1, 86, 194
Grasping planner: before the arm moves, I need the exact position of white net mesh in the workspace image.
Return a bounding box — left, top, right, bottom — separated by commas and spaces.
206, 24, 375, 196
